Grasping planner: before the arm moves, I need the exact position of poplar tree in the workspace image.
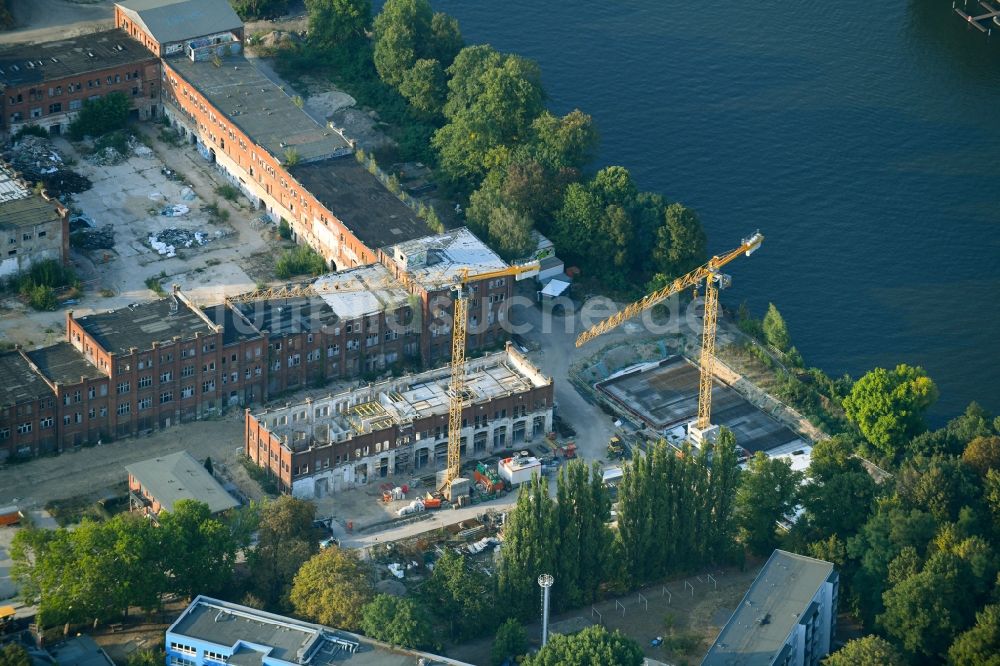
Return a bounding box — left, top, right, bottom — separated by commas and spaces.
498, 474, 558, 619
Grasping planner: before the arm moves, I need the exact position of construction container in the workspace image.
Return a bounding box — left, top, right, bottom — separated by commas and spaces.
499, 455, 542, 486
0, 506, 22, 526
474, 462, 505, 493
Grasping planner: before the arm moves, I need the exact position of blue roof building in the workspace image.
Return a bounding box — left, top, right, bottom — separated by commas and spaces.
166, 596, 470, 666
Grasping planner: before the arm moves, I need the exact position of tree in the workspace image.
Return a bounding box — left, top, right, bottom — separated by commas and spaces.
290, 547, 373, 630
424, 548, 495, 639
523, 625, 643, 666
68, 92, 130, 140
305, 0, 371, 51
360, 594, 435, 650
491, 618, 527, 666
551, 167, 641, 290
963, 435, 1000, 477
529, 110, 599, 171
762, 303, 792, 352
485, 204, 535, 261
948, 604, 1000, 666
822, 635, 906, 666
652, 203, 707, 278
398, 58, 446, 117
879, 550, 975, 660
373, 0, 431, 86
843, 364, 939, 459
433, 46, 544, 189
159, 500, 237, 599
735, 452, 802, 556
248, 496, 319, 607
498, 474, 558, 620
0, 645, 30, 666
231, 0, 289, 21
801, 436, 877, 540
429, 12, 463, 66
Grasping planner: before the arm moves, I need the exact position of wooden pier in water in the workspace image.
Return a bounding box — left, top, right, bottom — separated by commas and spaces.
954, 0, 1000, 34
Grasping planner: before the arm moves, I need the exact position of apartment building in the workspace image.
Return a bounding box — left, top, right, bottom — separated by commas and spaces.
245, 343, 553, 497
0, 162, 68, 279
0, 29, 159, 135
703, 550, 839, 666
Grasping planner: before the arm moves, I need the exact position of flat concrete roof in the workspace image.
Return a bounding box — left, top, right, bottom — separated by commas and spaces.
256, 345, 551, 452
313, 264, 411, 320
125, 450, 238, 514
26, 342, 103, 385
0, 29, 154, 88
0, 164, 62, 230
75, 297, 216, 355
116, 0, 242, 46
703, 550, 834, 666
386, 227, 508, 292
166, 54, 350, 164
596, 356, 803, 454
168, 596, 471, 666
290, 157, 430, 251
0, 351, 51, 407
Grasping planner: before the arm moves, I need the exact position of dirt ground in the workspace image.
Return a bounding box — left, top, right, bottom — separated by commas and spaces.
0, 413, 256, 509
446, 563, 763, 666
0, 0, 114, 45
0, 125, 275, 348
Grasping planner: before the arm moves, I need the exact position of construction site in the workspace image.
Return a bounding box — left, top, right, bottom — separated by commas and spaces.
0, 2, 834, 664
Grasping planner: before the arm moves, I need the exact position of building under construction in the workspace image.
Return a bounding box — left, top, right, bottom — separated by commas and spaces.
244, 343, 554, 497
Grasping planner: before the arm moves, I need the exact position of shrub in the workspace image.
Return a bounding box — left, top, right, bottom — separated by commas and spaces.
275, 245, 327, 279
68, 92, 130, 140
13, 125, 49, 140
277, 218, 292, 239
283, 147, 300, 166
215, 184, 239, 202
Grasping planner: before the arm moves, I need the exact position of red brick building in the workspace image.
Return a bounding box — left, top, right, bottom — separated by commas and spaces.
0, 29, 159, 136
245, 344, 554, 496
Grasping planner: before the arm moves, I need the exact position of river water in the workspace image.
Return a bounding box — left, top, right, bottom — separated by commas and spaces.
421, 0, 1000, 422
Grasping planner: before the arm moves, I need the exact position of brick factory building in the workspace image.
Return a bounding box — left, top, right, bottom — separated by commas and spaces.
0, 161, 68, 279
0, 0, 538, 461
245, 344, 554, 497
0, 29, 159, 136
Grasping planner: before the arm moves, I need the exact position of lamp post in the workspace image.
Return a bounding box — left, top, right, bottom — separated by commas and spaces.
538, 573, 554, 647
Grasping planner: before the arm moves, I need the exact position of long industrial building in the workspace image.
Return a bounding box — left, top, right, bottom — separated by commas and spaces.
0, 0, 531, 461
245, 343, 554, 496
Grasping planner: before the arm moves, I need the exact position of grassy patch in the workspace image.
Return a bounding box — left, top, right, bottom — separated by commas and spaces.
215, 184, 240, 202
144, 271, 168, 296
275, 244, 327, 279
5, 259, 80, 311
239, 454, 280, 497
203, 200, 231, 224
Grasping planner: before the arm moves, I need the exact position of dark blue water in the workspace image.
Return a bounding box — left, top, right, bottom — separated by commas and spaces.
423, 0, 1000, 423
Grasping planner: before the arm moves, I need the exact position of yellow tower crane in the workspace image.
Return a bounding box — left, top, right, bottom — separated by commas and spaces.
575, 231, 763, 443
441, 260, 540, 499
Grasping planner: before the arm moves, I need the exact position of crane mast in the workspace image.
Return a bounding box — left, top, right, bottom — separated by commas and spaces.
576, 232, 763, 443
441, 261, 540, 498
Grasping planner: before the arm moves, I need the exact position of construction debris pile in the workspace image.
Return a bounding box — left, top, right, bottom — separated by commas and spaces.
148, 227, 224, 257
4, 135, 92, 197
88, 134, 154, 166
70, 225, 115, 250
